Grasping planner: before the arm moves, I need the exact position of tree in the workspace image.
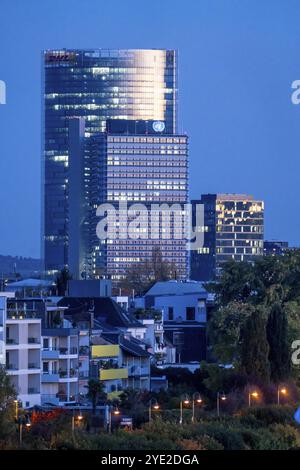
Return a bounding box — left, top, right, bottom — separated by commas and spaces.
0, 365, 16, 439
266, 302, 290, 383
85, 379, 106, 415
120, 247, 178, 295
240, 308, 270, 383
55, 268, 72, 296
213, 260, 256, 305
209, 301, 255, 364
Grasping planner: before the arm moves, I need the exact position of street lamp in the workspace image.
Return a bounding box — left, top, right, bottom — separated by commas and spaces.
108, 406, 120, 433
248, 391, 259, 407
18, 415, 31, 446
192, 392, 202, 424
217, 392, 226, 417
13, 399, 18, 421
277, 386, 287, 405
148, 399, 160, 422
179, 395, 190, 425
72, 409, 83, 436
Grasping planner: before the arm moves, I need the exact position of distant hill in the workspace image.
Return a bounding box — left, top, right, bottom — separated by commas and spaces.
0, 255, 42, 277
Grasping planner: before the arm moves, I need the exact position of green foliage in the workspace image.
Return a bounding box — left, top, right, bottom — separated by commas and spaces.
210, 250, 300, 384
240, 308, 270, 382
55, 267, 72, 296
209, 302, 255, 363
0, 366, 17, 439
85, 379, 106, 414
266, 302, 290, 382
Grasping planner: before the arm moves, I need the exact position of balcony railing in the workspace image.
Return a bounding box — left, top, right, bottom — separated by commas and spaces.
59, 369, 78, 378
99, 368, 128, 381
28, 363, 40, 369
59, 347, 78, 355
6, 338, 18, 345
28, 387, 40, 395
28, 337, 40, 344
59, 347, 68, 355
6, 363, 18, 371
7, 311, 39, 320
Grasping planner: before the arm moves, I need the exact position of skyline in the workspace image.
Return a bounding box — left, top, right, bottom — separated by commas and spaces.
1, 0, 300, 258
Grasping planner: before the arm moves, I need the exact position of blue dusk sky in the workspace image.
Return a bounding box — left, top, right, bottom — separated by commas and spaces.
0, 0, 299, 258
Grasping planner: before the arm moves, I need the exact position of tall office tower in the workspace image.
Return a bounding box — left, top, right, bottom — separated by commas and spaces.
190, 194, 264, 281
42, 49, 177, 274
68, 119, 188, 281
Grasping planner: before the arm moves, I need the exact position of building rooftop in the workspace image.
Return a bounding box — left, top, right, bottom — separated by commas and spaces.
144, 280, 207, 297
6, 278, 54, 288
58, 296, 142, 329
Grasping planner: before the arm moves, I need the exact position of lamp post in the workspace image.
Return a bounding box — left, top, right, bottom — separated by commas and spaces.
13, 399, 18, 421
148, 399, 160, 422
277, 386, 287, 405
217, 392, 226, 417
108, 406, 120, 433
192, 392, 202, 424
179, 395, 190, 425
248, 391, 259, 407
18, 415, 31, 446
72, 409, 83, 436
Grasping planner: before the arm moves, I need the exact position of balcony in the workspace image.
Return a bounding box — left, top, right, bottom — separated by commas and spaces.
42, 373, 59, 383
6, 338, 19, 345
59, 347, 78, 356
99, 368, 128, 381
28, 337, 40, 345
92, 344, 119, 359
6, 363, 18, 371
59, 369, 78, 379
28, 363, 40, 370
127, 365, 150, 377
42, 348, 59, 360
28, 387, 40, 395
7, 310, 39, 320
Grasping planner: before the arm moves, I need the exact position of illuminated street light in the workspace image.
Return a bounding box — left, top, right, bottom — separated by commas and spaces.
277, 386, 287, 405
248, 391, 259, 407
192, 392, 203, 423
180, 395, 190, 425
108, 406, 121, 433
148, 399, 160, 422
72, 409, 83, 435
217, 392, 226, 417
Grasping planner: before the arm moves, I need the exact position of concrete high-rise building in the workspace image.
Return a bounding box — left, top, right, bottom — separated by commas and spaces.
42, 49, 177, 274
68, 119, 189, 281
190, 194, 264, 281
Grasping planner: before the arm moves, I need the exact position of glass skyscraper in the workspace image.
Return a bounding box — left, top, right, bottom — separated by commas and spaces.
42, 49, 177, 273
190, 194, 264, 281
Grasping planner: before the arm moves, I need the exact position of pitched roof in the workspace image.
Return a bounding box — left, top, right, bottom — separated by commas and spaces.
57, 296, 142, 328
119, 336, 150, 358
145, 280, 207, 297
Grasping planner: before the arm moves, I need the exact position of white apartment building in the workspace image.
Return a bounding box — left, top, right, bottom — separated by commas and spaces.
41, 302, 79, 405
0, 294, 41, 408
